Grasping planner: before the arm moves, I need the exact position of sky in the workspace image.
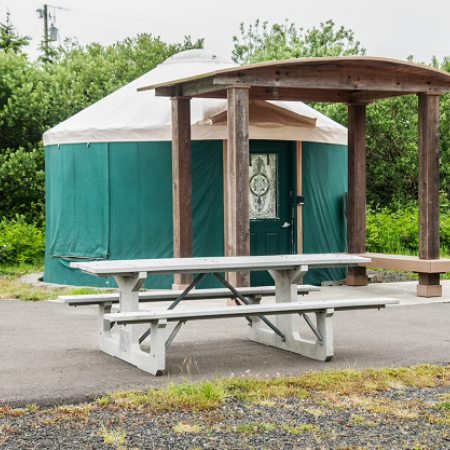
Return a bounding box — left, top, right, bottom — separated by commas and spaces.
1, 0, 449, 64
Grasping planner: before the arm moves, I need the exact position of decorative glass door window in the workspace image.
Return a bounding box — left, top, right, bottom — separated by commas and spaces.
249, 153, 278, 219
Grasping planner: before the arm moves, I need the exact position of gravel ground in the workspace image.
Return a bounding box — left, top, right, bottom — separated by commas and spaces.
2, 386, 450, 449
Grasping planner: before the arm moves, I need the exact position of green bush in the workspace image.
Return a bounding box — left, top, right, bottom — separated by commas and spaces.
366, 200, 450, 256
0, 216, 45, 264
0, 145, 45, 224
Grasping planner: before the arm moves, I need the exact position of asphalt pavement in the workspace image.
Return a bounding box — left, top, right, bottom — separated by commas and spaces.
1, 280, 450, 407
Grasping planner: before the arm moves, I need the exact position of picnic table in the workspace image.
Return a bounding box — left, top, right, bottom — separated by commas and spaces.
68, 254, 397, 375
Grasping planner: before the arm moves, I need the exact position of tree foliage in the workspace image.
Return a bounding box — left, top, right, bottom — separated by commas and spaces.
0, 30, 203, 224
232, 19, 365, 64
0, 11, 30, 54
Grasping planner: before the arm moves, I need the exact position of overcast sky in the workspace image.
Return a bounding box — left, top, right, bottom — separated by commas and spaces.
2, 0, 449, 64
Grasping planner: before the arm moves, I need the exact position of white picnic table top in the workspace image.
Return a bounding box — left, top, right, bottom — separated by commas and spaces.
70, 254, 370, 276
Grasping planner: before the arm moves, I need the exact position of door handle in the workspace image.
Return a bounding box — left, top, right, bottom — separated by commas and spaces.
282, 222, 291, 228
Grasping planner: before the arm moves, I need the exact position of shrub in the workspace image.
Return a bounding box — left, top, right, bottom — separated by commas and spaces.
0, 216, 45, 264
366, 199, 450, 256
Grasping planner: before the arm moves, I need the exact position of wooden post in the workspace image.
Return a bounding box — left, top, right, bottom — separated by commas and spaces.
418, 94, 441, 297
171, 96, 193, 289
225, 86, 251, 287
296, 142, 303, 255
346, 104, 368, 286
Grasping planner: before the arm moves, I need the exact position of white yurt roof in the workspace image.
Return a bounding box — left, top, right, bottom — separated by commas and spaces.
43, 50, 347, 146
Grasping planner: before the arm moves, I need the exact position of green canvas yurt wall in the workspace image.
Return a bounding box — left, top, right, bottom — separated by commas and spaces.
302, 142, 348, 285
44, 139, 347, 288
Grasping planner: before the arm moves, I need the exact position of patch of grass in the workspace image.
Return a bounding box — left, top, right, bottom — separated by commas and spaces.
0, 264, 113, 301
227, 422, 278, 434
96, 365, 450, 414
0, 263, 44, 276
55, 404, 95, 422
99, 422, 126, 447
25, 403, 39, 414
103, 380, 228, 412
173, 422, 202, 434
283, 423, 319, 434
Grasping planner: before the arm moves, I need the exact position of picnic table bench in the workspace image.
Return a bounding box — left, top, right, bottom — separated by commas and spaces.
65, 254, 398, 375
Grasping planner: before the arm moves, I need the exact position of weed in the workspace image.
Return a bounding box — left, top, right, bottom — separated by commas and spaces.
232, 422, 277, 434
25, 403, 39, 414
173, 422, 202, 434
0, 424, 18, 434
283, 424, 319, 434
350, 414, 366, 423
99, 422, 127, 447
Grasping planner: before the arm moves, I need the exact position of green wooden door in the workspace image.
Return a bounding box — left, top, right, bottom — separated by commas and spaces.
249, 141, 295, 286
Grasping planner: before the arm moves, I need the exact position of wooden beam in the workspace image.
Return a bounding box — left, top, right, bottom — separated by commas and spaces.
349, 91, 416, 104
182, 78, 225, 97
214, 67, 450, 94
418, 94, 441, 297
154, 86, 176, 97
346, 104, 368, 286
169, 87, 353, 103
171, 97, 193, 288
225, 86, 250, 287
163, 85, 417, 104
296, 142, 303, 255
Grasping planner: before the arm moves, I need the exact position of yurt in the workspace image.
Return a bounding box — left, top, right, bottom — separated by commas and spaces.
43, 50, 348, 289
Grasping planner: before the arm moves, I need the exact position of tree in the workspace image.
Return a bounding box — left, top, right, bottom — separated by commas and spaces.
0, 11, 30, 53
232, 19, 365, 64
0, 33, 204, 223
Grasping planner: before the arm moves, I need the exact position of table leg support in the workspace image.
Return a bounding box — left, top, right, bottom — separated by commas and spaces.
249, 267, 335, 362
98, 272, 167, 375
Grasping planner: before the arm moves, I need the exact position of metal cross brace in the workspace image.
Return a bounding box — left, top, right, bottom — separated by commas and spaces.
213, 272, 286, 342
139, 273, 206, 344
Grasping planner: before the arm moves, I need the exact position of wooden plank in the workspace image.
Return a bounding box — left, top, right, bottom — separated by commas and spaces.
214, 66, 450, 94
358, 253, 450, 273
296, 142, 303, 255
171, 97, 193, 287
182, 78, 225, 97
349, 91, 415, 104
226, 87, 251, 287
187, 87, 352, 103
346, 104, 368, 286
418, 94, 440, 260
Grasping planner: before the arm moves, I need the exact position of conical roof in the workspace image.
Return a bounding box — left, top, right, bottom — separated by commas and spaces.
43, 50, 347, 146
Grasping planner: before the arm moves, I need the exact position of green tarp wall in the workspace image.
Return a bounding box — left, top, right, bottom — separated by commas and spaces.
44, 140, 348, 288
44, 141, 224, 288
302, 142, 348, 285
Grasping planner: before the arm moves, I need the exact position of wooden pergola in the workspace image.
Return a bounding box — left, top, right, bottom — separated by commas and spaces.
139, 57, 450, 297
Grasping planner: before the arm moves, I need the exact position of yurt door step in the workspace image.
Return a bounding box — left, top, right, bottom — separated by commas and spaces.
250, 141, 296, 286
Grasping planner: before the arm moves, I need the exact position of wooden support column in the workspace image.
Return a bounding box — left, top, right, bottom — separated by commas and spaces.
296, 142, 303, 255
225, 86, 251, 287
171, 96, 193, 289
346, 104, 368, 286
418, 94, 441, 297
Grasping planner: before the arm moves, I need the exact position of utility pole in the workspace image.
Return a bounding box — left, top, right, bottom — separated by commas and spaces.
36, 4, 70, 61
43, 4, 48, 59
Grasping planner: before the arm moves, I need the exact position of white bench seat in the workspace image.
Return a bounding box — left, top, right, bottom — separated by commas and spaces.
58, 285, 320, 306
104, 298, 397, 324
101, 297, 398, 375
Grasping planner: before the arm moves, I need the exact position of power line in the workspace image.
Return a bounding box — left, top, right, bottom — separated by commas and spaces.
66, 7, 209, 32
